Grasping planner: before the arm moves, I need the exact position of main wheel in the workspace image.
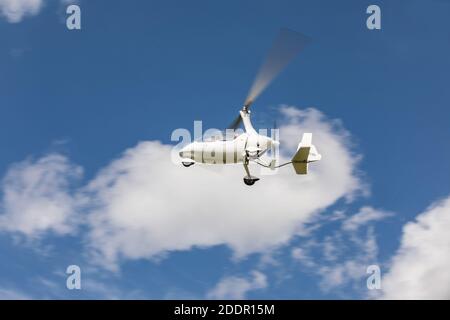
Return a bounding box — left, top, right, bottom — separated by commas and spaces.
243, 177, 257, 186
244, 179, 254, 186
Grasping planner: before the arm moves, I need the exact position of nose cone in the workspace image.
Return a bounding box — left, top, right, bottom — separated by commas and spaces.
179, 144, 193, 158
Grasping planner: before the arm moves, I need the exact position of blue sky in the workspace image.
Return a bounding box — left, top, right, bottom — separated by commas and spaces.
0, 0, 449, 299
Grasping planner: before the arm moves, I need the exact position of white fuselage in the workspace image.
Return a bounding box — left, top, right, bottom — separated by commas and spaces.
179, 132, 275, 165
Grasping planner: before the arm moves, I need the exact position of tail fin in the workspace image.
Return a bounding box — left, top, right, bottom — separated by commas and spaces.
291, 133, 321, 174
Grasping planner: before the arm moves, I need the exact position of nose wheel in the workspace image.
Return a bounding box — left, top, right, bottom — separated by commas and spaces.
182, 162, 194, 167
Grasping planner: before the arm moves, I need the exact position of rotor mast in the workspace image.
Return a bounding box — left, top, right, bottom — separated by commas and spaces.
239, 110, 257, 135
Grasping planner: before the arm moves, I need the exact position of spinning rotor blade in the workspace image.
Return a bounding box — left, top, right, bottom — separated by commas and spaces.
244, 28, 311, 107
228, 114, 242, 130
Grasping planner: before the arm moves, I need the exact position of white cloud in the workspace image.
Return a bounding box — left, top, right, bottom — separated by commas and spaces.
291, 247, 316, 268
83, 107, 363, 269
317, 227, 379, 292
0, 0, 43, 23
0, 154, 82, 238
0, 287, 30, 299
342, 206, 392, 231
2, 106, 448, 299
381, 196, 450, 299
291, 206, 389, 293
0, 107, 364, 272
207, 271, 267, 299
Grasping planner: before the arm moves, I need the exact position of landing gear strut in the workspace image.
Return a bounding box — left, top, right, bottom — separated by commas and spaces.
243, 157, 259, 186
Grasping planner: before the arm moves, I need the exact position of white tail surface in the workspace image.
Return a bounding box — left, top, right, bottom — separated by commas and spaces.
291, 133, 321, 174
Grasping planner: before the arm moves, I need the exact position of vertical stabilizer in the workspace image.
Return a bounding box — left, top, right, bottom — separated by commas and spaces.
291, 133, 321, 174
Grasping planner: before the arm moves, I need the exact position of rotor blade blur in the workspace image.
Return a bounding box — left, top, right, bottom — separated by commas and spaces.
228, 114, 242, 130
245, 28, 311, 106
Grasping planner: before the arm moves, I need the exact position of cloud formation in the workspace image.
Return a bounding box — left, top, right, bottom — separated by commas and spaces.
0, 0, 43, 23
207, 271, 267, 299
381, 196, 450, 299
291, 206, 387, 294
342, 206, 392, 231
0, 107, 364, 272
0, 154, 82, 238
3, 106, 448, 299
83, 107, 363, 269
0, 287, 30, 299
